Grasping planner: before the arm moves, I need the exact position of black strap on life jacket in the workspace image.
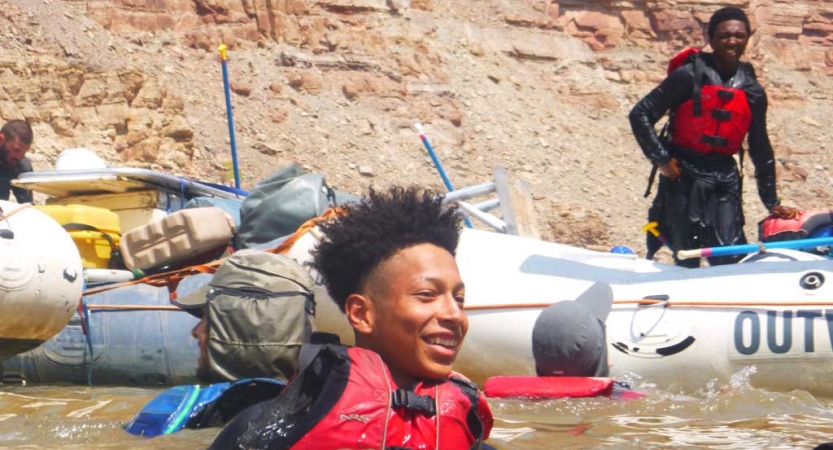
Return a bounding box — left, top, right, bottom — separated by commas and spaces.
62, 223, 126, 270
232, 339, 350, 450
449, 377, 486, 450
297, 331, 341, 371
692, 55, 706, 117
390, 389, 436, 416
389, 378, 485, 449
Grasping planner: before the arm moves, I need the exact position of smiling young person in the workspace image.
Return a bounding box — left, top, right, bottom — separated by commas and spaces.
209, 186, 494, 450
629, 7, 799, 267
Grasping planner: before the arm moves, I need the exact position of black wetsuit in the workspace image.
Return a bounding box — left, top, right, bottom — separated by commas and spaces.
0, 156, 33, 203
629, 53, 779, 267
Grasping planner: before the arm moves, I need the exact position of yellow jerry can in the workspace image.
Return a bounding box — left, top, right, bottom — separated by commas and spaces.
35, 204, 121, 269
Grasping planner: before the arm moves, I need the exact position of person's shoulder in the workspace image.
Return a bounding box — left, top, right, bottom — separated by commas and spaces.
740, 61, 757, 79
16, 157, 33, 172
667, 62, 695, 79
739, 63, 766, 97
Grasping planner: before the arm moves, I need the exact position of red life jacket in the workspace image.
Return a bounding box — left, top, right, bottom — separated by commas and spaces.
667, 47, 753, 156
236, 343, 493, 450
760, 210, 833, 242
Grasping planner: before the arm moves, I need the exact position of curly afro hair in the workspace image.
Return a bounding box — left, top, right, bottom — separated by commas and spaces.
310, 186, 462, 312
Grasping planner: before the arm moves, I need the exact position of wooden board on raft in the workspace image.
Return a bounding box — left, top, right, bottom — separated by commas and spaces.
493, 166, 540, 240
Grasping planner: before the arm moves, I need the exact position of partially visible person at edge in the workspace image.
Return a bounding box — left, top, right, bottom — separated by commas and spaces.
0, 120, 34, 204
124, 249, 315, 437
629, 7, 799, 267
209, 186, 495, 450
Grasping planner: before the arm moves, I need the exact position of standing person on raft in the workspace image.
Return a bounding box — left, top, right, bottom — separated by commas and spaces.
209, 186, 494, 450
629, 7, 799, 267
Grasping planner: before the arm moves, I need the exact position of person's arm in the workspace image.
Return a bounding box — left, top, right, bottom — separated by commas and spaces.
11, 157, 33, 204
745, 86, 782, 212
628, 67, 694, 167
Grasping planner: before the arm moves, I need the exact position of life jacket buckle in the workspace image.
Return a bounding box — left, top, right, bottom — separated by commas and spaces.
717, 89, 734, 100
711, 109, 731, 121
391, 389, 436, 416
701, 134, 729, 147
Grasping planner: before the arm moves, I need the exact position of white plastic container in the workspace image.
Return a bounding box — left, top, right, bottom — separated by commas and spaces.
54, 148, 107, 171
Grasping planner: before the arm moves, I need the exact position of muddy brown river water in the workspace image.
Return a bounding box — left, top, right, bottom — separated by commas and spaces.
2, 370, 833, 449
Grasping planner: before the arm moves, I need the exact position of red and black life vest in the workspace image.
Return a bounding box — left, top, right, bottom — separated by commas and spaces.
232, 341, 493, 450
667, 48, 753, 156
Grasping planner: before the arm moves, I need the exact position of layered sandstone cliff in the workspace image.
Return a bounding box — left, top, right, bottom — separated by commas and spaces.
1, 0, 831, 253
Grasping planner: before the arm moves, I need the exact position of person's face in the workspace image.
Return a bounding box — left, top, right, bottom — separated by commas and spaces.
191, 310, 210, 382
0, 135, 30, 166
346, 243, 468, 388
709, 20, 749, 70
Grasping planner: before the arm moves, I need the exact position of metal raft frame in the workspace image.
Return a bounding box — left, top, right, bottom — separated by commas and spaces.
442, 166, 540, 240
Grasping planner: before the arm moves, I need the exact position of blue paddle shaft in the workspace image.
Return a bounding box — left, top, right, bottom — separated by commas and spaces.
221, 59, 242, 190
418, 133, 473, 229
679, 237, 833, 260
419, 135, 454, 191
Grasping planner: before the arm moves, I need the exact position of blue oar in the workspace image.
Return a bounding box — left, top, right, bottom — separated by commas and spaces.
218, 44, 241, 190
414, 123, 473, 229
677, 237, 833, 260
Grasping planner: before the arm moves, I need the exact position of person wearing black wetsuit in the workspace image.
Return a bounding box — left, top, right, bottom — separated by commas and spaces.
629, 7, 799, 267
0, 120, 34, 204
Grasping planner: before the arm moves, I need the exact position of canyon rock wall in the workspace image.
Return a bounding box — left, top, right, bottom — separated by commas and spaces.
2, 0, 831, 253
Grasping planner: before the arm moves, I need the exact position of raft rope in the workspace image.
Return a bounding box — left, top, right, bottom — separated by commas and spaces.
79, 289, 94, 387
0, 203, 31, 220
77, 298, 833, 313
463, 298, 833, 311
84, 304, 181, 311
0, 204, 31, 237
